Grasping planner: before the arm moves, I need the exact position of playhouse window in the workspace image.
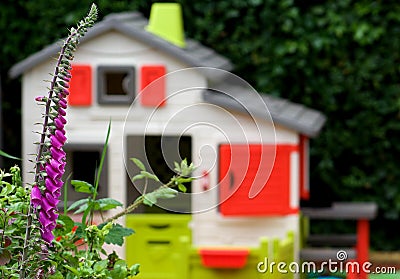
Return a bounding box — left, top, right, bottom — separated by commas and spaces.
60, 144, 108, 209
126, 135, 192, 213
97, 66, 135, 104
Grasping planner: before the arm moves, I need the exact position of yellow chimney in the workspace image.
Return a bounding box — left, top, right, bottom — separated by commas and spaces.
146, 3, 186, 48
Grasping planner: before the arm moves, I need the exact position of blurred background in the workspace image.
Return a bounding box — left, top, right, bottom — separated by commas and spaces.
1, 0, 399, 253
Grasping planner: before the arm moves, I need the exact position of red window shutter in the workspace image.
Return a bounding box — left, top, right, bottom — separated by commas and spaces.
68, 64, 92, 106
219, 144, 299, 216
140, 65, 166, 107
299, 135, 310, 200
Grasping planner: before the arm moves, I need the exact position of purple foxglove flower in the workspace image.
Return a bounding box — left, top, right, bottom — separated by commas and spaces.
39, 211, 55, 229
35, 96, 46, 102
45, 192, 60, 207
59, 98, 67, 109
58, 115, 67, 125
60, 161, 66, 172
44, 212, 58, 231
50, 134, 63, 149
48, 209, 58, 220
41, 229, 55, 243
45, 177, 62, 193
50, 146, 65, 161
29, 3, 98, 246
45, 164, 62, 181
54, 118, 65, 130
59, 75, 70, 82
60, 89, 69, 98
46, 222, 57, 232
54, 130, 67, 144
58, 81, 69, 88
41, 197, 54, 214
45, 192, 59, 206
58, 107, 66, 116
49, 158, 63, 172
52, 188, 62, 199
31, 186, 42, 207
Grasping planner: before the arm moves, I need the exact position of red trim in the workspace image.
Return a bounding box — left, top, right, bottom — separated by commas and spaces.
199, 248, 249, 268
69, 64, 92, 106
345, 259, 358, 279
299, 135, 310, 200
200, 170, 210, 191
356, 219, 370, 279
140, 65, 166, 107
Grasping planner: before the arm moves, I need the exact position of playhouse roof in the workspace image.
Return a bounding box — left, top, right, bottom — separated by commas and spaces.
203, 82, 326, 138
9, 11, 233, 79
9, 10, 326, 137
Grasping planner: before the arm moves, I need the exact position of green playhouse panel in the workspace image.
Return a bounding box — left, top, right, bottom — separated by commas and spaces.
126, 214, 295, 279
125, 214, 192, 279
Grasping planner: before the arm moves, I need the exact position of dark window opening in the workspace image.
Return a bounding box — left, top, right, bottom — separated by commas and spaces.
126, 135, 192, 214
60, 144, 108, 209
105, 72, 129, 96
98, 66, 135, 104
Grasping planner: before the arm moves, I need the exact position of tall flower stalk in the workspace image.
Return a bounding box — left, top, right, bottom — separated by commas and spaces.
19, 4, 98, 278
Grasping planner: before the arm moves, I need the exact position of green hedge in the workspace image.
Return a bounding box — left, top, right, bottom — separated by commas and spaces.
1, 0, 400, 250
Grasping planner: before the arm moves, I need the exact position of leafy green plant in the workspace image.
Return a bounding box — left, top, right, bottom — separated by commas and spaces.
0, 166, 30, 278
0, 152, 193, 278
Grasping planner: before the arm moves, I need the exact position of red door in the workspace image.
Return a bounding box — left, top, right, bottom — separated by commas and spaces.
219, 144, 298, 216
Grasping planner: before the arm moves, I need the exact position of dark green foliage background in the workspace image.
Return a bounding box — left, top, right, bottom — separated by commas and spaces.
1, 0, 399, 250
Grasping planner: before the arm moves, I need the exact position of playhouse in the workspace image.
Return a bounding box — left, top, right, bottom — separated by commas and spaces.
10, 3, 329, 278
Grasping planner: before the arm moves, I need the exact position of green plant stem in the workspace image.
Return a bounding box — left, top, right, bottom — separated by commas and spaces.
103, 196, 144, 224
103, 178, 177, 224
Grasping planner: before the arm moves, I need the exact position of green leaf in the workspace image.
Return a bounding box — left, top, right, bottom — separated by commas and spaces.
71, 180, 94, 194
178, 184, 187, 193
67, 198, 89, 212
110, 262, 128, 279
73, 223, 85, 239
143, 194, 157, 207
47, 271, 64, 279
140, 171, 159, 182
94, 260, 108, 272
75, 203, 90, 214
56, 214, 75, 234
94, 198, 123, 211
177, 177, 194, 183
131, 174, 145, 182
0, 183, 14, 196
174, 161, 181, 172
0, 150, 21, 161
63, 172, 72, 214
130, 263, 140, 276
94, 120, 111, 200
64, 265, 79, 275
143, 187, 178, 207
81, 200, 93, 225
130, 158, 146, 171
178, 159, 195, 176
103, 223, 134, 246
